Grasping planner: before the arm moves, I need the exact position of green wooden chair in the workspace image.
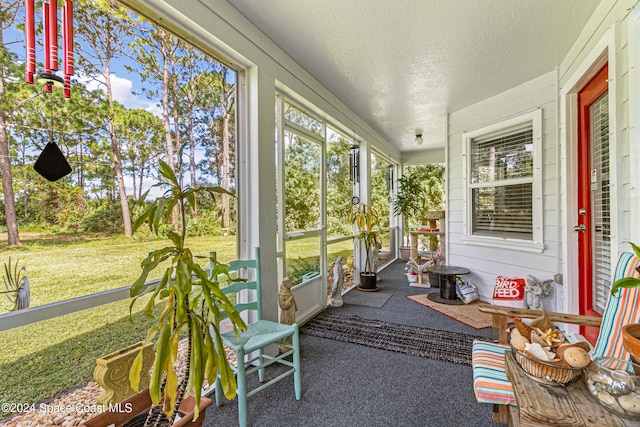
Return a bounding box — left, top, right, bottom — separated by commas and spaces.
210, 247, 301, 427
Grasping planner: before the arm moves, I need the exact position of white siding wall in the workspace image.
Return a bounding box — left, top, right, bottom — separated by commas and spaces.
557, 0, 635, 250
447, 71, 561, 310
446, 0, 640, 314
555, 0, 637, 317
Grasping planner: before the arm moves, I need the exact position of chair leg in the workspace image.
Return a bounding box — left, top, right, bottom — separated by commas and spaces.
492, 404, 509, 425
258, 348, 265, 382
214, 376, 223, 406
236, 350, 248, 427
292, 326, 301, 400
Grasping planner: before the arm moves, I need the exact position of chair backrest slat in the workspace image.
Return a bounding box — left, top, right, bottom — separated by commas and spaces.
210, 247, 263, 322
593, 252, 640, 359
221, 281, 258, 296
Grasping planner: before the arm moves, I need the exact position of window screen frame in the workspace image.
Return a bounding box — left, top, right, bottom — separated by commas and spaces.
462, 110, 544, 252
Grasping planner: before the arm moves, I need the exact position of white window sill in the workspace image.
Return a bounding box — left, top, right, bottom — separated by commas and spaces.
462, 236, 545, 253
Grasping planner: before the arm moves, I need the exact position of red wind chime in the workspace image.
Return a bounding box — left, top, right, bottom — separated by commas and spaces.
25, 0, 74, 98
25, 0, 74, 181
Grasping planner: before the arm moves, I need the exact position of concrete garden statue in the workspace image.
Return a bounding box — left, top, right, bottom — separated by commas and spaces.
327, 256, 344, 307
277, 277, 297, 352
524, 274, 552, 310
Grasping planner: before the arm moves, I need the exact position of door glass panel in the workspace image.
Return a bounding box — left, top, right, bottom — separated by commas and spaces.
284, 131, 321, 233
590, 92, 611, 313
286, 235, 321, 286
326, 128, 353, 239
370, 152, 391, 228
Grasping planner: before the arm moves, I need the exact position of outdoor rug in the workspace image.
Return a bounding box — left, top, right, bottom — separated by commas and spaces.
301, 311, 489, 366
407, 294, 493, 329
342, 291, 392, 308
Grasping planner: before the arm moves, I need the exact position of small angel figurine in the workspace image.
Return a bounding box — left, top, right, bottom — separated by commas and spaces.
328, 256, 344, 307
278, 277, 297, 352
525, 274, 552, 310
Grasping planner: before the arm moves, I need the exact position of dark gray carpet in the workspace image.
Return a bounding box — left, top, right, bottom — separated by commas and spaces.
302, 312, 488, 366
203, 260, 502, 427
341, 290, 392, 307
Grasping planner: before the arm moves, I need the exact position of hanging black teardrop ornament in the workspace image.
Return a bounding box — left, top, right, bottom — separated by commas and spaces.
34, 142, 72, 182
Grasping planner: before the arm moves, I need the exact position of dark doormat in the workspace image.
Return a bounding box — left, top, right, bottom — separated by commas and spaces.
301, 312, 489, 366
342, 290, 392, 308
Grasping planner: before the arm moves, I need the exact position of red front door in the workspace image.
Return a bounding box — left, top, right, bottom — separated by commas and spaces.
577, 64, 610, 344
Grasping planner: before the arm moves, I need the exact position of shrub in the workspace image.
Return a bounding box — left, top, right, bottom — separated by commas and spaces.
187, 211, 222, 237
78, 200, 124, 234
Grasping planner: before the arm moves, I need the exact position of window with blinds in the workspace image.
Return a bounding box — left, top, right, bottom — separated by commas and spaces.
463, 110, 543, 249
470, 128, 533, 239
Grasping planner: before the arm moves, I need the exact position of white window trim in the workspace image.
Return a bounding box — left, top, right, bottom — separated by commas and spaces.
461, 109, 544, 253
630, 6, 640, 242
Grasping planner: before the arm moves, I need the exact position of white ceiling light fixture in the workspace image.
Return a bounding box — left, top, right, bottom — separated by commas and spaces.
415, 134, 424, 145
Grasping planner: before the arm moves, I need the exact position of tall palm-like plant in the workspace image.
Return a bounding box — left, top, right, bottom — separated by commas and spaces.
352, 203, 380, 273
128, 159, 246, 424
392, 172, 425, 245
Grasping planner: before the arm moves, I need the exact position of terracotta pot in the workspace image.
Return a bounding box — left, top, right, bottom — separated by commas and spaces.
399, 246, 411, 261
80, 388, 212, 427
622, 323, 640, 365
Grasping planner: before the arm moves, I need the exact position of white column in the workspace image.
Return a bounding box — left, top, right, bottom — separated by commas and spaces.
239, 66, 278, 322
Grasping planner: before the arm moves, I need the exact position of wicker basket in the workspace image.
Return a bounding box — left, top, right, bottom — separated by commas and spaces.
512, 346, 583, 386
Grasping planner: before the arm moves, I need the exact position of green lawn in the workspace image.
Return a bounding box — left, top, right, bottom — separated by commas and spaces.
0, 233, 356, 420
0, 234, 238, 307
0, 233, 237, 420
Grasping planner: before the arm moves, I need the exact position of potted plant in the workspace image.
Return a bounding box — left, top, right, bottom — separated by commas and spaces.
352, 203, 380, 291
392, 172, 425, 261
610, 242, 640, 364
82, 159, 246, 427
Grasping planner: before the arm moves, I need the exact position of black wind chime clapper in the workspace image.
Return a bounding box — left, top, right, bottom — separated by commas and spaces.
26, 0, 74, 182
33, 133, 72, 182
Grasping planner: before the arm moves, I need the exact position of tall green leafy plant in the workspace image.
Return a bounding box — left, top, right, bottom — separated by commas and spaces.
352, 203, 379, 273
128, 159, 246, 423
392, 172, 425, 245
610, 242, 640, 296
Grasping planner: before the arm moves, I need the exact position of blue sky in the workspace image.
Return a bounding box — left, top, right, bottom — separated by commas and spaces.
5, 4, 236, 196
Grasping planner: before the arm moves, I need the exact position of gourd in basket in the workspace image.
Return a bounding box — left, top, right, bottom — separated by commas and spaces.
509, 311, 591, 385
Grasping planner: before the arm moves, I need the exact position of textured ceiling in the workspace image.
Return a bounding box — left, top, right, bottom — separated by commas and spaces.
228, 0, 600, 152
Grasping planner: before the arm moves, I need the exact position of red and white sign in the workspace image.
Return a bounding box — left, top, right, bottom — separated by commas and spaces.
493, 276, 526, 307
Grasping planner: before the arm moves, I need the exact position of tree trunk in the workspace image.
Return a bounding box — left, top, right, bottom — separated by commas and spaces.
160, 32, 179, 228
0, 121, 20, 246
220, 112, 230, 230
104, 62, 132, 236
0, 28, 20, 246
138, 160, 145, 199
218, 68, 235, 231
186, 113, 198, 218
109, 122, 132, 236
161, 33, 175, 171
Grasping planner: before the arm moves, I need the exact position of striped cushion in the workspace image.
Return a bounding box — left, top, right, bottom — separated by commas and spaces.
471, 251, 639, 407
593, 252, 640, 359
471, 340, 516, 405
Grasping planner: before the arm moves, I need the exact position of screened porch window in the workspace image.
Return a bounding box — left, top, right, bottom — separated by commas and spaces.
463, 110, 543, 251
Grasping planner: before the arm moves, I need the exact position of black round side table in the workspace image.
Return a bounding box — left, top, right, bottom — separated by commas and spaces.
426, 265, 470, 305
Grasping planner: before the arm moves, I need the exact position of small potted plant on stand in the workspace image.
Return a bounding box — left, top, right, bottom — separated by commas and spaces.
82, 159, 246, 427
352, 203, 380, 292
392, 172, 425, 261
